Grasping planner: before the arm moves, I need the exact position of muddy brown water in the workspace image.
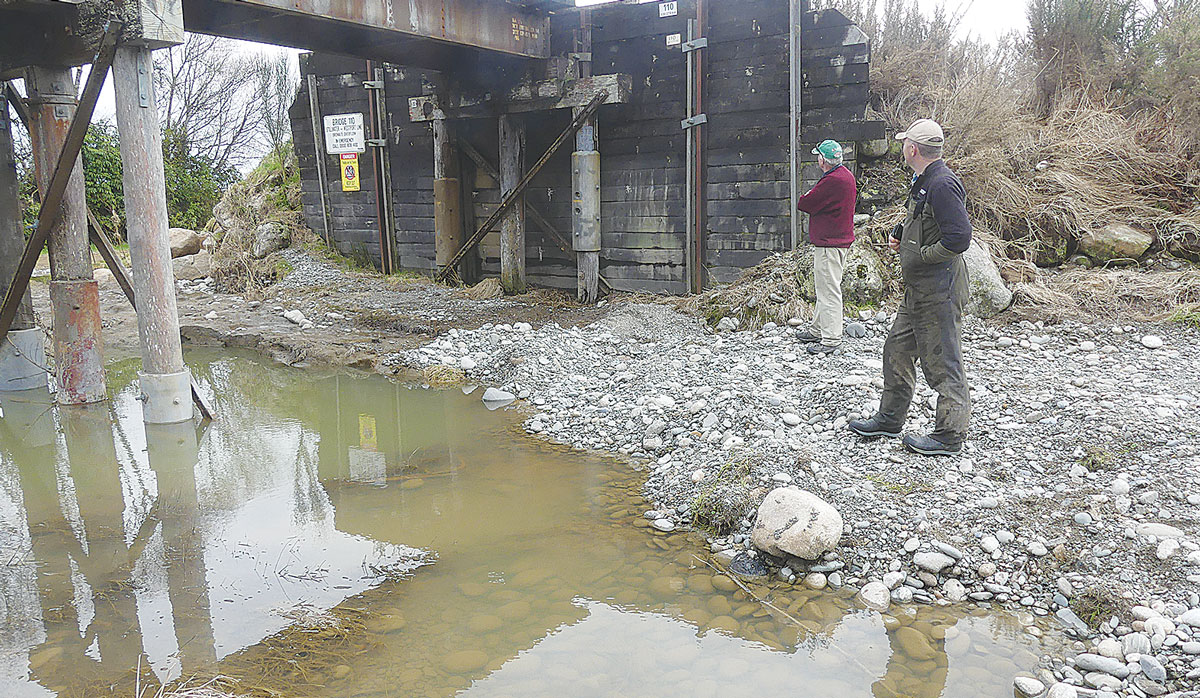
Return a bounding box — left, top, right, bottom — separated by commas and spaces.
0, 352, 1058, 698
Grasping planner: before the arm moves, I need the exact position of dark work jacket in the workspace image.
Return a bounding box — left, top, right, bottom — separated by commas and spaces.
896, 161, 971, 303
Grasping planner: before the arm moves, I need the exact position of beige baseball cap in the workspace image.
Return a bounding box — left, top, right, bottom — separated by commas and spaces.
896, 119, 945, 146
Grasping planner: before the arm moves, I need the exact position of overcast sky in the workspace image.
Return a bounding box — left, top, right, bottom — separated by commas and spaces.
927, 0, 1028, 42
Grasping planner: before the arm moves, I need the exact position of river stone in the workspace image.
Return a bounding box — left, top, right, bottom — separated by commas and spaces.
251, 221, 290, 259
750, 488, 843, 559
468, 615, 503, 633
796, 236, 886, 306
895, 626, 937, 660
1075, 653, 1130, 678
496, 601, 531, 621
173, 250, 212, 280
1136, 522, 1184, 538
1122, 632, 1151, 657
169, 227, 204, 257
943, 578, 967, 602
442, 649, 489, 673
482, 387, 516, 405
1078, 222, 1153, 264
1139, 655, 1167, 682
963, 239, 1013, 318
1096, 637, 1123, 659
859, 581, 891, 611
712, 574, 739, 592
1047, 683, 1078, 698
1177, 608, 1200, 626
1083, 672, 1122, 691
708, 615, 741, 633
1014, 676, 1045, 697
913, 551, 955, 574
652, 518, 675, 532
365, 612, 407, 634
728, 553, 769, 581
1133, 674, 1166, 696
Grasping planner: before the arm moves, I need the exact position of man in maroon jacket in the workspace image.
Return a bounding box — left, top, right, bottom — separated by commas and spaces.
795, 139, 857, 355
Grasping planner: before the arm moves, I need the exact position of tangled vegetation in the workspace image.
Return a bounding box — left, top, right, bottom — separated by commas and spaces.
691, 459, 756, 535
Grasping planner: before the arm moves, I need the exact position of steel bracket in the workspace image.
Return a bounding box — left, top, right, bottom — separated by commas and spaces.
682, 37, 708, 53
363, 80, 384, 90
136, 49, 152, 108
366, 138, 387, 147
681, 113, 708, 130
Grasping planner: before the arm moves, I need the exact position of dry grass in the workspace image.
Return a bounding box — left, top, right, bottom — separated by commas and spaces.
211, 144, 318, 297
421, 364, 466, 387
465, 277, 503, 300
1010, 266, 1200, 322
959, 101, 1200, 261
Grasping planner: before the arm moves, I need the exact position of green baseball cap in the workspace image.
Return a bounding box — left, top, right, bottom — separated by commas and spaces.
812, 139, 843, 160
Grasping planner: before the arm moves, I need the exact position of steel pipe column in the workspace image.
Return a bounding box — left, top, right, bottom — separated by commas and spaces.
0, 87, 46, 391
112, 46, 192, 423
26, 66, 106, 404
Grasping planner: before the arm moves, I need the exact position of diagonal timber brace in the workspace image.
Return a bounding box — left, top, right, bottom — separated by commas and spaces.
0, 19, 121, 349
457, 138, 611, 294
435, 91, 607, 282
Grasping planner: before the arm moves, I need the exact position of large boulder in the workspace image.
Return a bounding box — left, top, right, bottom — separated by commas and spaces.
797, 237, 887, 307
251, 222, 290, 259
751, 487, 843, 559
172, 250, 211, 280
169, 228, 204, 258
859, 138, 890, 159
1078, 223, 1153, 264
963, 240, 1013, 318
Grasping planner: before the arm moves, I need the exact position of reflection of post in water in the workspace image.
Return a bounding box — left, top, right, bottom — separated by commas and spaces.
0, 389, 87, 671
60, 404, 147, 678
145, 421, 217, 672
873, 615, 949, 698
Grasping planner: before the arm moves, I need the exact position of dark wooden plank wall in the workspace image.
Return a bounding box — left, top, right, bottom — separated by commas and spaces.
289, 1, 877, 293
704, 1, 793, 283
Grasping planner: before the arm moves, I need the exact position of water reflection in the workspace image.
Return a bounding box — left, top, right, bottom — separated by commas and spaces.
0, 353, 1053, 698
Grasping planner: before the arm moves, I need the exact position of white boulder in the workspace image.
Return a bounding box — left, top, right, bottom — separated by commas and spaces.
750, 487, 843, 559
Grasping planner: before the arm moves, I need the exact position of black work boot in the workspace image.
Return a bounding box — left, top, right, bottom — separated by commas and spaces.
848, 415, 902, 438
806, 343, 839, 355
795, 329, 821, 343
902, 433, 962, 456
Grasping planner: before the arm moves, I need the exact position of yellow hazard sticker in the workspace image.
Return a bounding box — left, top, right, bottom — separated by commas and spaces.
359, 414, 377, 450
341, 153, 360, 192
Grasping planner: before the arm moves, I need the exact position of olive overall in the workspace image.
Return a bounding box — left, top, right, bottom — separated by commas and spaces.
879, 179, 972, 444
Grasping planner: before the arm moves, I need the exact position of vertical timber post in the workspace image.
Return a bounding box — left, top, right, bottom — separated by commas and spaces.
433, 117, 464, 278
112, 46, 192, 423
0, 86, 46, 391
790, 0, 804, 251
684, 1, 708, 294
306, 73, 332, 247
498, 114, 526, 295
572, 10, 601, 304
25, 66, 106, 405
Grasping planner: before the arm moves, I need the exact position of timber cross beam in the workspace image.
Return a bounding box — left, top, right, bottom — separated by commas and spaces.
435, 91, 608, 283
409, 75, 631, 122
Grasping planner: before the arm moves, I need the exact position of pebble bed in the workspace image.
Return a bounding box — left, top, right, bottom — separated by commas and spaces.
396, 302, 1200, 697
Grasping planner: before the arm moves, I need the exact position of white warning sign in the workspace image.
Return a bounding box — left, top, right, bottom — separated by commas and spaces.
659, 1, 678, 17
323, 113, 366, 155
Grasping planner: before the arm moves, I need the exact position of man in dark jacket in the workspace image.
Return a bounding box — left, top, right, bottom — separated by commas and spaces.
848, 119, 972, 456
795, 139, 857, 355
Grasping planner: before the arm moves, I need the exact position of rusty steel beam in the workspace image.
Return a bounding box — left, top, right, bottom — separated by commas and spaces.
205, 0, 549, 57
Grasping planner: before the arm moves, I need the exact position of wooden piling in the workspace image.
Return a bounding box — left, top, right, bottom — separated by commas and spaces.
113, 45, 191, 423
0, 88, 35, 331
498, 114, 526, 295
433, 117, 464, 277
25, 65, 106, 404
573, 9, 601, 304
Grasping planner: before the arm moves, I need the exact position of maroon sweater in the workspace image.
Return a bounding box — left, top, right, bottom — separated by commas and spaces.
796, 164, 857, 248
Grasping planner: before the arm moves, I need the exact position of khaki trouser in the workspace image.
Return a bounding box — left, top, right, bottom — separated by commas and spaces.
812, 246, 848, 345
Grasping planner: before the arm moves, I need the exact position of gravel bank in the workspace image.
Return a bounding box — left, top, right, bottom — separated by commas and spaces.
398, 301, 1200, 696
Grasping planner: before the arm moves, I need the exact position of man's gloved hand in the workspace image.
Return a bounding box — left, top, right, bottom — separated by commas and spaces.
889, 223, 903, 252
920, 241, 959, 264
